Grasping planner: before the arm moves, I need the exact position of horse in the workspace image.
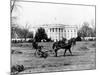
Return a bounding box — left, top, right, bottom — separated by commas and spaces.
52, 38, 76, 57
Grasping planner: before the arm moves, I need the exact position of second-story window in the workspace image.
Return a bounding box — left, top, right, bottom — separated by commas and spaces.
53, 28, 54, 32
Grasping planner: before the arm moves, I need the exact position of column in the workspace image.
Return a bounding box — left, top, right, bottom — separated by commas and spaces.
51, 28, 53, 40
63, 28, 65, 38
58, 28, 59, 41
56, 28, 58, 41
47, 28, 50, 38
50, 28, 53, 40
53, 28, 55, 41
63, 29, 66, 39
60, 28, 61, 40
61, 28, 63, 40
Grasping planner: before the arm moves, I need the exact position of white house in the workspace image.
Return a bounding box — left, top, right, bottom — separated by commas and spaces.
30, 24, 78, 42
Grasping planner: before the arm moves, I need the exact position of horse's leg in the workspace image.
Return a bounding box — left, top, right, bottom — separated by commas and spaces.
54, 49, 58, 57
68, 48, 72, 55
64, 49, 67, 56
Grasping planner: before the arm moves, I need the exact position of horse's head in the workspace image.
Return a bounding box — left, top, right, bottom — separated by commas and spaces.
68, 38, 76, 46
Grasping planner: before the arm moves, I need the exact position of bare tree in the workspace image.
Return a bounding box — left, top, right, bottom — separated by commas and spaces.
91, 19, 95, 29
11, 0, 16, 13
11, 0, 21, 13
78, 22, 96, 38
11, 0, 22, 39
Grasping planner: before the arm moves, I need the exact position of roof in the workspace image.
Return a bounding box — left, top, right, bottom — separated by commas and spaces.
33, 24, 77, 29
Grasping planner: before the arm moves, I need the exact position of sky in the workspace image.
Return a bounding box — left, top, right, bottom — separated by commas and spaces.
12, 1, 95, 29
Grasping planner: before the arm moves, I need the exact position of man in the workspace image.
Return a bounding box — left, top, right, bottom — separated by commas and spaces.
32, 39, 38, 49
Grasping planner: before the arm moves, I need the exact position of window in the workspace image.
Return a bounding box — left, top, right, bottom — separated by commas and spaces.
50, 28, 51, 32
71, 30, 72, 32
56, 28, 57, 32
53, 28, 54, 32
59, 28, 60, 32
74, 29, 76, 32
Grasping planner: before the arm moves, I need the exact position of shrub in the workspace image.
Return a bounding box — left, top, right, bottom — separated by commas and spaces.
11, 65, 25, 75
76, 36, 82, 41
11, 50, 15, 54
88, 39, 94, 41
11, 50, 22, 54
46, 38, 53, 42
91, 43, 96, 47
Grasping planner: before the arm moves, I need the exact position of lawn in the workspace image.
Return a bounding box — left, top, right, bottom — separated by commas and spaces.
11, 41, 96, 75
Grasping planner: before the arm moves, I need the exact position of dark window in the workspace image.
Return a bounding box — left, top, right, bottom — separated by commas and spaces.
56, 28, 57, 32
50, 28, 51, 32
53, 28, 54, 32
59, 28, 60, 32
71, 30, 72, 32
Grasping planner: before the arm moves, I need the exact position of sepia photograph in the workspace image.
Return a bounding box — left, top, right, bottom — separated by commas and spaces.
11, 0, 96, 75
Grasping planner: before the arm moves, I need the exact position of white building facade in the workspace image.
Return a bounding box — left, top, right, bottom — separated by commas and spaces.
31, 24, 78, 42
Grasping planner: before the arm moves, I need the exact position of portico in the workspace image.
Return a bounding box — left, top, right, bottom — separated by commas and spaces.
48, 27, 64, 41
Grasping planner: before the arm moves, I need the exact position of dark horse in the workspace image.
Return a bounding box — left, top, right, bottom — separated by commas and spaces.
52, 38, 76, 57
